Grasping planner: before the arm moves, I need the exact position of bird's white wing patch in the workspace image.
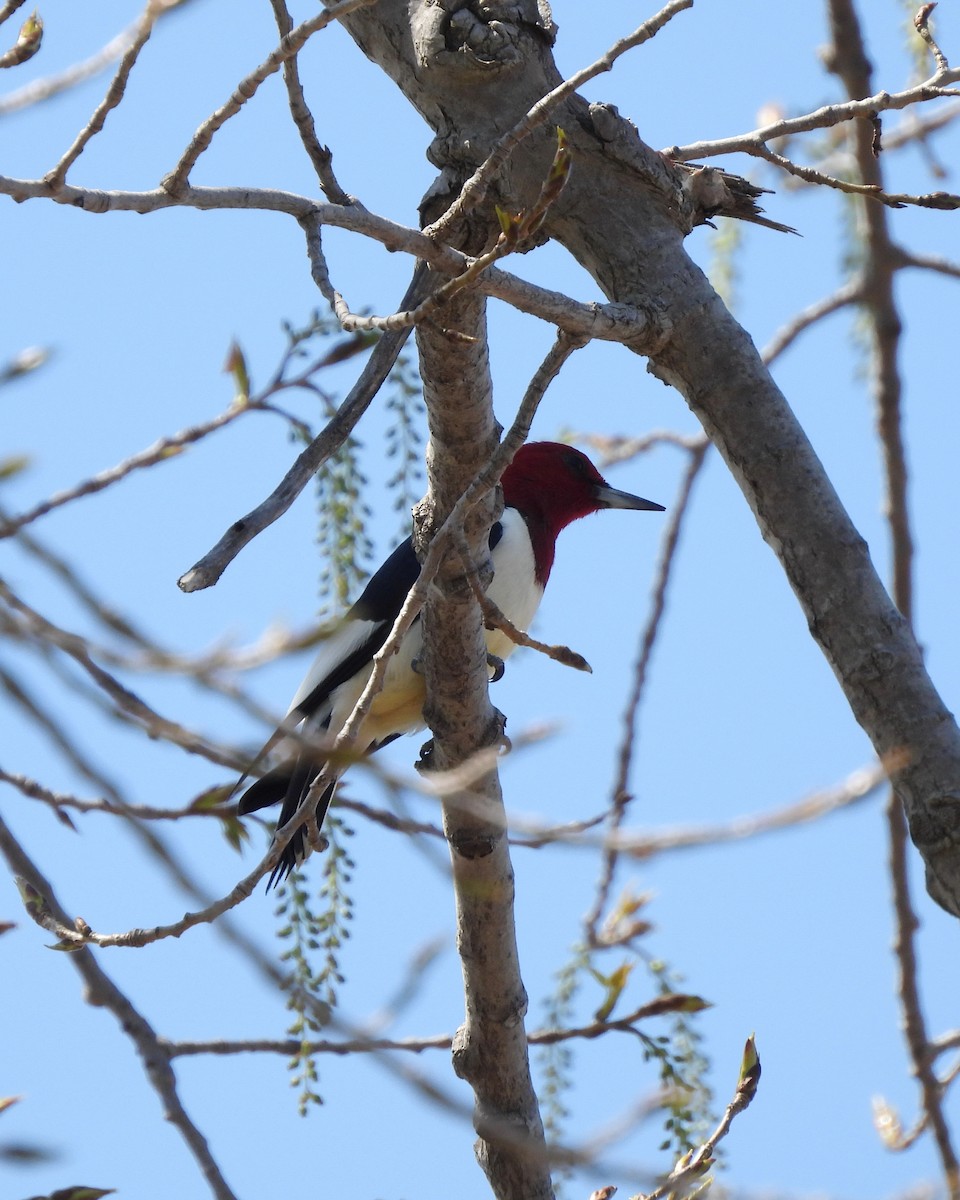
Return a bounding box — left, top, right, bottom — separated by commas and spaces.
287, 618, 385, 716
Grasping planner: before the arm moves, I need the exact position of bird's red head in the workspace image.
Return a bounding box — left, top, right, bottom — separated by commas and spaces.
501, 442, 664, 584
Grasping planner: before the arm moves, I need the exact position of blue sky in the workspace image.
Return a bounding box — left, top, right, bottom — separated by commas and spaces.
3, 2, 960, 1198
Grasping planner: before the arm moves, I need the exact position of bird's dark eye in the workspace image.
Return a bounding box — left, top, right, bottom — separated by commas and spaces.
563, 450, 586, 474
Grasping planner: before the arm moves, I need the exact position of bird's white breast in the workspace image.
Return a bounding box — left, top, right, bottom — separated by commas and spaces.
486, 507, 543, 658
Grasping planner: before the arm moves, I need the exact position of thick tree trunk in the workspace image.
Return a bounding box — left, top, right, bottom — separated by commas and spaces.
329, 0, 960, 920
415, 293, 554, 1200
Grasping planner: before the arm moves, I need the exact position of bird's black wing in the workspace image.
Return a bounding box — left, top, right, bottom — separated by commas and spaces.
293, 535, 421, 718
238, 520, 505, 886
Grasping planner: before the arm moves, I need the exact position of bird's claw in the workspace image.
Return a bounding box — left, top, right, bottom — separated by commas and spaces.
487, 653, 505, 683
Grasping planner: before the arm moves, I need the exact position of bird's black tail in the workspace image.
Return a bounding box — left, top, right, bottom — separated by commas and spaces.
238, 760, 337, 890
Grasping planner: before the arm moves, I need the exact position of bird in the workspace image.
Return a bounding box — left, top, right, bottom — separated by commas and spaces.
236, 441, 664, 886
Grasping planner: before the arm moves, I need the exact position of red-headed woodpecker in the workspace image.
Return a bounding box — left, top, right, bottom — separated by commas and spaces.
237, 441, 663, 885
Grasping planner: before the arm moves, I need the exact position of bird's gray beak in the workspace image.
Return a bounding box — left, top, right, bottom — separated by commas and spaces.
594, 484, 665, 512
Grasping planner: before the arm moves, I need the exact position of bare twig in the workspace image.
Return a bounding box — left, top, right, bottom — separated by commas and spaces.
43, 2, 174, 188
455, 533, 592, 673
0, 768, 235, 822
0, 400, 251, 539
741, 138, 960, 208
760, 277, 865, 364
667, 78, 960, 162
584, 437, 708, 945
0, 816, 240, 1200
161, 0, 379, 194
915, 2, 951, 77
0, 18, 142, 114
612, 761, 885, 857
267, 0, 351, 203
0, 0, 28, 25
178, 260, 433, 592
0, 579, 241, 770
640, 1037, 761, 1200
895, 248, 960, 281
825, 2, 959, 1192
0, 174, 664, 353
163, 993, 706, 1060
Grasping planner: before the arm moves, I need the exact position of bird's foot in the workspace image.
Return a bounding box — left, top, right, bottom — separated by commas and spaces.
415, 716, 509, 774
415, 737, 435, 772
492, 709, 512, 755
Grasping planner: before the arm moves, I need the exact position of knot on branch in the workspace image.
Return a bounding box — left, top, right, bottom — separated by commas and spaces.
451, 829, 497, 859
414, 1, 555, 73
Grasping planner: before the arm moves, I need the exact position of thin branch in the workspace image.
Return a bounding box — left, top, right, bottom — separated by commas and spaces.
162, 993, 706, 1059
611, 761, 885, 858
267, 0, 351, 203
0, 0, 27, 25
0, 175, 664, 352
0, 816, 240, 1200
915, 2, 951, 77
0, 768, 234, 822
0, 18, 142, 115
161, 0, 379, 194
743, 139, 960, 209
895, 248, 960, 281
640, 1039, 761, 1200
455, 533, 592, 673
665, 72, 960, 166
177, 259, 433, 592
826, 2, 959, 1191
14, 817, 297, 947
0, 398, 251, 539
0, 579, 241, 770
584, 437, 708, 945
43, 1, 174, 188
760, 277, 864, 365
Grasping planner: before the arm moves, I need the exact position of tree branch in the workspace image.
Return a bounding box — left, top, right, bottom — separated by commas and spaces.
267, 0, 351, 203
43, 0, 173, 189
665, 73, 960, 164
826, 1, 960, 1189
0, 816, 240, 1200
161, 0, 379, 195
416, 288, 553, 1200
178, 260, 433, 591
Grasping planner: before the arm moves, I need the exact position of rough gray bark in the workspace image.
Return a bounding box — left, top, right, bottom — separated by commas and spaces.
328, 0, 960, 922
415, 292, 553, 1200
